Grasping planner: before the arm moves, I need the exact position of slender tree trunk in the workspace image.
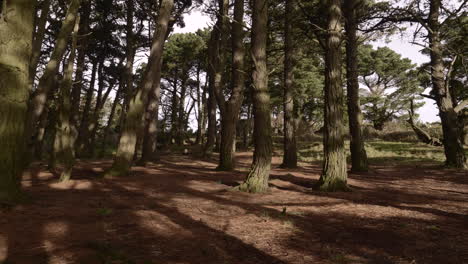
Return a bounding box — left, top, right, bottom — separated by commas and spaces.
318, 0, 349, 191
29, 0, 51, 88
26, 0, 81, 149
217, 0, 246, 170
59, 16, 79, 182
100, 82, 122, 158
0, 0, 36, 202
281, 0, 297, 168
170, 72, 179, 144
76, 60, 98, 154
139, 64, 164, 165
195, 65, 204, 145
177, 76, 188, 145
71, 0, 91, 132
203, 36, 218, 156
238, 0, 272, 193
105, 0, 174, 177
344, 0, 368, 172
428, 0, 466, 168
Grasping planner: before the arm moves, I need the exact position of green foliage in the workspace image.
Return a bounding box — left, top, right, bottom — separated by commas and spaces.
358, 45, 424, 129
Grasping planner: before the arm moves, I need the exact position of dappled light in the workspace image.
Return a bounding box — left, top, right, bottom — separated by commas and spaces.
1, 0, 467, 263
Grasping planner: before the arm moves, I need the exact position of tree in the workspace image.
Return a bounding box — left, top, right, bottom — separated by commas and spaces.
317, 0, 348, 191
58, 16, 80, 182
0, 0, 36, 202
281, 0, 298, 168
344, 0, 368, 172
26, 0, 81, 155
238, 0, 272, 193
105, 0, 174, 177
359, 45, 423, 130
216, 0, 246, 171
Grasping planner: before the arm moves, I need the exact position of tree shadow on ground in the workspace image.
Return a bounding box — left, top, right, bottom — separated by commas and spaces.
1, 153, 467, 264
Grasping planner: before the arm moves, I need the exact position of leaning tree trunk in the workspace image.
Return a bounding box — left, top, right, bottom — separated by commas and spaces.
26, 0, 81, 151
217, 0, 246, 171
0, 0, 36, 203
75, 60, 98, 155
344, 0, 368, 172
100, 82, 122, 158
139, 66, 164, 165
29, 0, 51, 88
238, 0, 272, 193
105, 0, 174, 177
281, 0, 297, 168
428, 0, 466, 168
58, 16, 80, 182
318, 0, 349, 191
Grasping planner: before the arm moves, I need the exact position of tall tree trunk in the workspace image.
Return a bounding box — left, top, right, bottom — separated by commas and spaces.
217, 0, 246, 171
428, 0, 466, 168
344, 0, 368, 172
0, 0, 36, 202
170, 72, 179, 144
26, 0, 81, 150
139, 65, 164, 165
318, 0, 349, 191
281, 0, 297, 168
105, 0, 174, 177
58, 16, 80, 182
203, 35, 218, 156
29, 0, 51, 88
100, 82, 123, 158
238, 0, 272, 193
177, 76, 188, 145
195, 65, 204, 145
75, 60, 98, 155
71, 0, 91, 133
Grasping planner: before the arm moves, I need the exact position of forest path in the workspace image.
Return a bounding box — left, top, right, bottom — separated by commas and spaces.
1, 152, 467, 264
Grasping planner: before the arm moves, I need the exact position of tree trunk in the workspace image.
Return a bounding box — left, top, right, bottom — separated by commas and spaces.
100, 82, 123, 158
344, 0, 368, 172
58, 16, 80, 182
428, 0, 466, 168
217, 0, 246, 170
170, 71, 179, 144
71, 0, 91, 134
75, 60, 98, 155
29, 0, 51, 89
281, 0, 297, 168
203, 37, 218, 156
238, 0, 272, 193
177, 76, 188, 145
26, 0, 81, 150
139, 65, 164, 165
0, 0, 35, 202
318, 0, 349, 191
105, 0, 174, 177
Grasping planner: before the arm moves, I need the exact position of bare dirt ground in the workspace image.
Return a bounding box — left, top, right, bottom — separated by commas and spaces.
1, 152, 467, 264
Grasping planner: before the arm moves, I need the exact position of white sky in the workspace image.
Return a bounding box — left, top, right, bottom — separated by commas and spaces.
174, 10, 441, 123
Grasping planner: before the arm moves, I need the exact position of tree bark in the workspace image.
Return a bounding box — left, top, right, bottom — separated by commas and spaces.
75, 60, 98, 155
29, 0, 51, 88
318, 0, 349, 191
139, 57, 164, 164
344, 0, 368, 172
105, 0, 174, 177
26, 0, 81, 150
428, 0, 466, 168
216, 0, 246, 171
238, 0, 272, 193
203, 33, 218, 156
58, 16, 80, 182
281, 0, 298, 168
0, 0, 36, 202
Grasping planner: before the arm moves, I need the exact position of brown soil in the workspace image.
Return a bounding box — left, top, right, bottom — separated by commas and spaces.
1, 152, 467, 264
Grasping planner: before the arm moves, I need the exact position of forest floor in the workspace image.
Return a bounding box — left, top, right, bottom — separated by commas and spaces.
1, 146, 468, 264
